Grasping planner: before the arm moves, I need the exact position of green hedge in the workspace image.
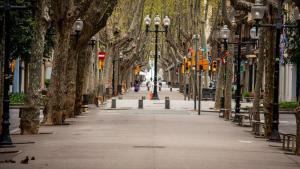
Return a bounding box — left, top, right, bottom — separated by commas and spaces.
279, 101, 298, 109
10, 92, 26, 104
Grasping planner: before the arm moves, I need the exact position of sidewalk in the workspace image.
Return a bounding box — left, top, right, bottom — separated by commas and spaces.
1, 87, 299, 169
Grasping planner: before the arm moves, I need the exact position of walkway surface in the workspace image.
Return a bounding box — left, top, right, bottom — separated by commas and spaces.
1, 87, 299, 169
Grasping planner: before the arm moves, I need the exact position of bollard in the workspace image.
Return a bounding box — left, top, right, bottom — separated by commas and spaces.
138, 99, 143, 109
118, 96, 123, 100
111, 99, 116, 108
165, 97, 170, 109
159, 87, 161, 91
142, 96, 146, 100
170, 88, 172, 92
220, 96, 225, 109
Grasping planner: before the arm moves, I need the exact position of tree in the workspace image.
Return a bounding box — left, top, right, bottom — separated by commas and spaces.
0, 16, 3, 133
44, 0, 118, 125
20, 0, 51, 134
285, 10, 300, 155
252, 29, 266, 122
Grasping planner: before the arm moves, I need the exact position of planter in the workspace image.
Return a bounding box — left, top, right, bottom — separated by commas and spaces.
244, 97, 253, 102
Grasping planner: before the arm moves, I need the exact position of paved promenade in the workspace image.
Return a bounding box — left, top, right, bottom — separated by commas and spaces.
1, 87, 299, 169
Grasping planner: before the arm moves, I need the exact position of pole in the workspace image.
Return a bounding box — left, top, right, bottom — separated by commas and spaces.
152, 25, 159, 100
118, 57, 121, 95
234, 25, 242, 122
194, 36, 198, 111
1, 0, 12, 145
270, 22, 281, 141
112, 59, 115, 96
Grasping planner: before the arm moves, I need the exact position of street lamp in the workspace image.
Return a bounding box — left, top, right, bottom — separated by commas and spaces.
88, 36, 97, 48
0, 0, 34, 146
73, 18, 83, 43
192, 34, 201, 115
118, 52, 123, 95
144, 15, 170, 100
219, 25, 230, 114
251, 0, 300, 141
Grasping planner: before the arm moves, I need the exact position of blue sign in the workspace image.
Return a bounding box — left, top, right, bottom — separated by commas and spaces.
208, 56, 212, 65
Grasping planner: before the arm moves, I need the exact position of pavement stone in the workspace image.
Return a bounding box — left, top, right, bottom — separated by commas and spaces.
1, 87, 299, 169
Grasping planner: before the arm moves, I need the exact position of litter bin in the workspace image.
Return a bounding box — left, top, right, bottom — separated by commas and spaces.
82, 94, 89, 105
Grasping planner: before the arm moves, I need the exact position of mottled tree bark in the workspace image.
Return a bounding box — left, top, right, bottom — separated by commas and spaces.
252, 29, 265, 121
224, 52, 233, 120
0, 17, 4, 133
21, 0, 50, 134
263, 7, 276, 138
215, 61, 224, 109
64, 39, 78, 118
74, 46, 92, 115
296, 104, 300, 155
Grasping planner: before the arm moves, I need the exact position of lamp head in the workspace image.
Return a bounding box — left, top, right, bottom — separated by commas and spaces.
74, 18, 84, 32
144, 15, 151, 26
251, 0, 266, 21
163, 16, 171, 27
220, 25, 230, 40
154, 15, 161, 26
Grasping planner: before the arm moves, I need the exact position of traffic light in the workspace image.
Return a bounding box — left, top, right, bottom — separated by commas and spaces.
134, 65, 141, 75
212, 61, 217, 72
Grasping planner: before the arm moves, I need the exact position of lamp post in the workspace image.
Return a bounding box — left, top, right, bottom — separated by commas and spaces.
73, 18, 83, 43
89, 36, 97, 48
251, 0, 300, 141
118, 52, 123, 95
192, 34, 201, 115
0, 0, 34, 146
144, 15, 170, 100
219, 25, 230, 113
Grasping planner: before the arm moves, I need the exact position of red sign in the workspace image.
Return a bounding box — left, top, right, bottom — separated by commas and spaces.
98, 52, 105, 61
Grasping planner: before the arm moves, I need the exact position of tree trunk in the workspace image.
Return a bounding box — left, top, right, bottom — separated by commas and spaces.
74, 46, 93, 115
224, 53, 233, 120
0, 16, 4, 133
21, 0, 50, 134
252, 29, 265, 121
44, 29, 71, 125
264, 28, 275, 138
64, 39, 78, 118
215, 60, 224, 109
296, 104, 300, 155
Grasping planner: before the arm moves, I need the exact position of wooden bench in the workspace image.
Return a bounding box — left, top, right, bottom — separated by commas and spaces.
280, 132, 296, 152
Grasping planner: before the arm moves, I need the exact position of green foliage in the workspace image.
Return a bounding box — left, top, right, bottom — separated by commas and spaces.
45, 79, 50, 88
9, 92, 26, 104
8, 0, 35, 61
286, 20, 300, 65
243, 91, 250, 98
279, 101, 298, 109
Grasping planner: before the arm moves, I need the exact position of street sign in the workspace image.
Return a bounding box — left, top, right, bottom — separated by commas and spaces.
208, 56, 212, 65
98, 52, 106, 61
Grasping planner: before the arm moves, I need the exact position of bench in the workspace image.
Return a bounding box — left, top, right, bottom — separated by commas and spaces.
280, 132, 296, 152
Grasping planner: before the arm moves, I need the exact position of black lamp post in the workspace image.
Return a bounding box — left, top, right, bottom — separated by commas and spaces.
0, 0, 34, 146
73, 18, 83, 43
220, 19, 260, 122
219, 25, 230, 113
251, 0, 300, 141
89, 36, 97, 48
118, 52, 123, 95
192, 34, 201, 115
144, 15, 170, 100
